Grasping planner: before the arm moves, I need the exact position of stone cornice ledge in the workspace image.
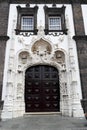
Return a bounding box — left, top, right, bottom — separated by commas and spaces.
0, 36, 9, 41
73, 35, 87, 41
0, 0, 87, 4
9, 0, 71, 4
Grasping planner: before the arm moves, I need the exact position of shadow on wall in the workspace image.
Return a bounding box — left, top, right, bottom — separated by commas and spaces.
0, 101, 4, 121
81, 99, 87, 119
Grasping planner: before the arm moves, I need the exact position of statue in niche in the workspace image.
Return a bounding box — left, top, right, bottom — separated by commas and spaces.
54, 50, 65, 64
19, 51, 29, 64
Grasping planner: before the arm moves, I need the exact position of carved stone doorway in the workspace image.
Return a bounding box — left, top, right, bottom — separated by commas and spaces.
25, 65, 60, 112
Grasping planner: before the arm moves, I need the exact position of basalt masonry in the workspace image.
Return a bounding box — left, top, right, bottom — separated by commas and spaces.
9, 0, 87, 4
72, 3, 87, 118
72, 3, 85, 35
0, 0, 9, 114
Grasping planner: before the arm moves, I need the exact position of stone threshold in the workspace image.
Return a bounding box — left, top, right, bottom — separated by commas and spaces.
24, 112, 62, 116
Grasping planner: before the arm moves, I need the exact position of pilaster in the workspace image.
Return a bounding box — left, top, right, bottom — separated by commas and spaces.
72, 3, 87, 118
0, 0, 10, 117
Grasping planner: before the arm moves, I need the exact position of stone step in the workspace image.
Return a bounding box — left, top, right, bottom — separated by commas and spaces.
24, 112, 62, 116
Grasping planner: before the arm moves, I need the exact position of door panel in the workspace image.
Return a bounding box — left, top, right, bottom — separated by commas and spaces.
25, 65, 60, 112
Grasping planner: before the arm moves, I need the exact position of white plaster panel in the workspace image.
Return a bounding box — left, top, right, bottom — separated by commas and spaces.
81, 5, 87, 35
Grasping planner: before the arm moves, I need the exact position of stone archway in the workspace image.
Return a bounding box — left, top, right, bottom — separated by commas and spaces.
25, 65, 60, 112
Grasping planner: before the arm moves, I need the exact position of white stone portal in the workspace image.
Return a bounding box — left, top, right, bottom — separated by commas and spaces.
1, 4, 84, 120
1, 37, 84, 119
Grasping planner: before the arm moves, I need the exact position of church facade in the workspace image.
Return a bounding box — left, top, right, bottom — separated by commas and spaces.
0, 0, 87, 120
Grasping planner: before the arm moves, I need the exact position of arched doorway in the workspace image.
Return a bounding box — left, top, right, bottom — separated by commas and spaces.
25, 65, 60, 112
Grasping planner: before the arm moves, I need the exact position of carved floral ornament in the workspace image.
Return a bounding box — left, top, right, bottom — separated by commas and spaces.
18, 38, 66, 73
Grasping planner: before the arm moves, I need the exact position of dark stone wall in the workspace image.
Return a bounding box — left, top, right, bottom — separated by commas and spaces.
9, 0, 87, 4
72, 3, 87, 118
72, 3, 85, 35
0, 40, 9, 100
73, 38, 87, 98
77, 39, 87, 116
0, 1, 9, 35
0, 41, 6, 99
0, 1, 9, 102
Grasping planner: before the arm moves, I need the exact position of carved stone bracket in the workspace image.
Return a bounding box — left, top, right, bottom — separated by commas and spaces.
48, 31, 67, 36
15, 30, 36, 37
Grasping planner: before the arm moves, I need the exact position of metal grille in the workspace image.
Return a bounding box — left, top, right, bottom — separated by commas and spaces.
49, 16, 61, 30
21, 16, 34, 30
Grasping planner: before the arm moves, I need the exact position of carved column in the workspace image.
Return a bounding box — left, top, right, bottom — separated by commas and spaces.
72, 1, 87, 118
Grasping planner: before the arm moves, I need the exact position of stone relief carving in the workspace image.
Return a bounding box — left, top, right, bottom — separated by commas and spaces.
58, 35, 65, 42
71, 69, 77, 82
12, 19, 16, 36
18, 65, 23, 73
65, 15, 72, 38
62, 82, 68, 95
17, 36, 30, 48
17, 73, 23, 84
59, 69, 68, 98
18, 37, 25, 45
17, 83, 23, 100
7, 70, 13, 82
38, 25, 45, 36
8, 56, 15, 71
54, 44, 58, 50
5, 83, 13, 102
31, 38, 52, 56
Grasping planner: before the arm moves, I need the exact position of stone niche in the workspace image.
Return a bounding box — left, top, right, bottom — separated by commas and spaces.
54, 50, 65, 64
31, 38, 52, 56
19, 51, 29, 64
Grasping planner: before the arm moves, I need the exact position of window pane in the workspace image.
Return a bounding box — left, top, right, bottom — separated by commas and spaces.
49, 17, 61, 30
21, 16, 34, 30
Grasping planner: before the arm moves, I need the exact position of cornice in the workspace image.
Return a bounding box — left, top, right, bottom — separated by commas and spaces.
0, 36, 9, 41
73, 35, 87, 41
0, 0, 87, 4
7, 0, 87, 4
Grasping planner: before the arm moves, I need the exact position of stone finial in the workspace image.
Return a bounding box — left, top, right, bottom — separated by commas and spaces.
26, 3, 30, 8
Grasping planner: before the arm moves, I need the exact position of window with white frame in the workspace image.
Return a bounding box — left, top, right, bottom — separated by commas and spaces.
21, 16, 34, 30
49, 16, 61, 30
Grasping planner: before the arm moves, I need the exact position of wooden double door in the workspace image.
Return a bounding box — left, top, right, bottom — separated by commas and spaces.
25, 65, 60, 112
